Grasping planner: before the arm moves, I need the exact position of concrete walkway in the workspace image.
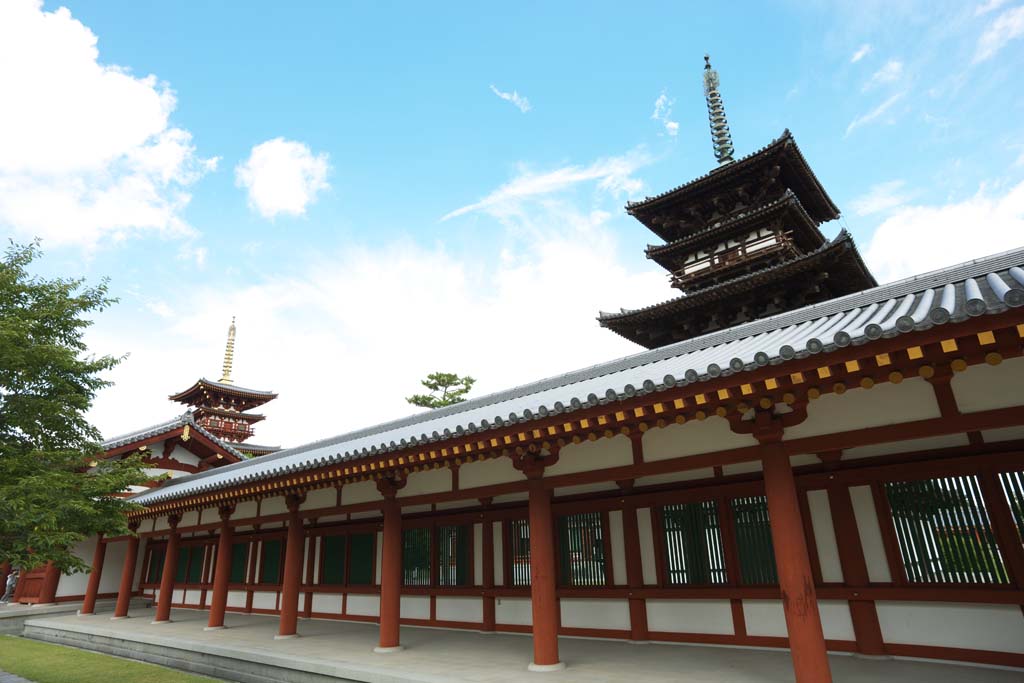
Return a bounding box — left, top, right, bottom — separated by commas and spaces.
22, 605, 1024, 683
0, 670, 33, 683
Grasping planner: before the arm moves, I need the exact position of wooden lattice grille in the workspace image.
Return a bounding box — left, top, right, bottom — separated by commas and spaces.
661, 500, 728, 585
730, 495, 778, 585
557, 511, 606, 586
402, 528, 431, 586
509, 518, 531, 587
438, 525, 470, 587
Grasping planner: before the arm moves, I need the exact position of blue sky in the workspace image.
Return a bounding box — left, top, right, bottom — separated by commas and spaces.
3, 0, 1023, 445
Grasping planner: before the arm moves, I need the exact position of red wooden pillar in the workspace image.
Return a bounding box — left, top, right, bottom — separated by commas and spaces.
38, 562, 61, 605
375, 477, 405, 652
827, 484, 885, 656
526, 472, 563, 671
762, 447, 831, 683
79, 535, 106, 615
277, 495, 306, 639
206, 505, 235, 630
153, 515, 181, 624
621, 498, 650, 642
481, 505, 496, 632
112, 524, 140, 619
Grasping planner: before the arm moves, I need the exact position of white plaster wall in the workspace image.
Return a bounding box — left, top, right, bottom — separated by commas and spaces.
818, 600, 855, 641
877, 602, 1024, 653
99, 541, 128, 594
178, 510, 199, 529
437, 596, 483, 623
642, 419, 757, 461
343, 481, 380, 506
169, 445, 201, 467
493, 522, 504, 586
398, 467, 451, 498
261, 496, 287, 517
848, 485, 892, 583
495, 597, 532, 625
56, 537, 95, 598
153, 517, 171, 532
133, 538, 147, 591
459, 457, 521, 489
303, 487, 336, 511
784, 378, 940, 440
981, 425, 1024, 443
312, 594, 342, 614
789, 454, 819, 467
473, 524, 483, 586
491, 492, 528, 505
172, 589, 185, 604
233, 501, 259, 520
608, 510, 627, 586
434, 501, 470, 511
226, 590, 246, 608
843, 433, 969, 460
375, 531, 383, 584
553, 482, 618, 498
301, 538, 312, 580
743, 600, 788, 637
400, 595, 430, 619
634, 468, 716, 487
401, 504, 432, 515
347, 594, 380, 617
546, 435, 633, 476
561, 598, 630, 630
646, 599, 733, 635
349, 511, 380, 520
806, 490, 843, 583
637, 508, 657, 585
951, 357, 1024, 413
722, 461, 762, 476
252, 591, 277, 610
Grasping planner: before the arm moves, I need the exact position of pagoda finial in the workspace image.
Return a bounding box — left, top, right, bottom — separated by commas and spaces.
703, 54, 735, 165
219, 317, 236, 384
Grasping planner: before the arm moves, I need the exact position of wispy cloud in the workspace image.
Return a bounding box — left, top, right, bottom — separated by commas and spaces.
849, 180, 910, 216
489, 84, 531, 113
845, 92, 905, 137
235, 138, 330, 219
975, 0, 1008, 16
850, 43, 872, 63
862, 60, 904, 91
441, 150, 650, 221
974, 5, 1024, 62
651, 91, 679, 136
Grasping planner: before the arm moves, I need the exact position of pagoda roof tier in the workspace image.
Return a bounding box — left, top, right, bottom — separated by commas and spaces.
238, 443, 282, 456
645, 191, 825, 272
599, 231, 876, 348
101, 412, 246, 463
131, 245, 1024, 507
169, 378, 278, 409
193, 405, 267, 423
626, 130, 840, 242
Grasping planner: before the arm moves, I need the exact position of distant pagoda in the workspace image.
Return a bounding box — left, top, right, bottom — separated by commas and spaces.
599, 56, 876, 349
169, 318, 280, 457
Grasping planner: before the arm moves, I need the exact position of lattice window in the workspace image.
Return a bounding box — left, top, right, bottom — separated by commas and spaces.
320, 535, 346, 585
146, 547, 165, 583
508, 518, 531, 587
438, 525, 470, 587
662, 501, 728, 585
402, 528, 431, 586
1000, 471, 1024, 541
885, 476, 1009, 584
229, 542, 248, 583
174, 546, 204, 583
557, 512, 606, 587
348, 533, 375, 585
259, 539, 283, 584
730, 495, 778, 585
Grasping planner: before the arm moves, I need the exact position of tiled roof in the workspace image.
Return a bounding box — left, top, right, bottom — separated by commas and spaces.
132, 247, 1024, 505
102, 412, 246, 461
169, 378, 278, 402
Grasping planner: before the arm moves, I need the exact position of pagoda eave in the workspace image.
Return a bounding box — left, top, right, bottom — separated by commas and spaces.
169, 378, 278, 408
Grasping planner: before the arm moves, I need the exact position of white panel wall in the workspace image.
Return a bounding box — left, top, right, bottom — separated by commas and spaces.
646, 599, 733, 635
546, 435, 633, 476
459, 457, 521, 489
843, 433, 968, 460
951, 357, 1024, 413
634, 468, 716, 487
400, 595, 430, 619
99, 541, 129, 594
172, 589, 185, 604
561, 599, 630, 630
437, 596, 483, 623
743, 600, 788, 637
877, 602, 1024, 654
226, 590, 247, 608
608, 510, 627, 586
398, 467, 451, 498
233, 501, 259, 520
495, 597, 532, 625
493, 522, 504, 586
347, 594, 380, 617
252, 591, 277, 610
848, 485, 892, 583
473, 524, 483, 586
636, 508, 657, 585
785, 378, 940, 440
343, 481, 379, 505
261, 496, 287, 517
312, 594, 342, 614
806, 490, 843, 583
642, 419, 757, 461
55, 537, 95, 598
303, 487, 336, 511
818, 600, 855, 641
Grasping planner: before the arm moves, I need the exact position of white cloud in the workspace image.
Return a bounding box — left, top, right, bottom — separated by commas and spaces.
489, 85, 531, 113
865, 180, 1024, 283
845, 93, 905, 136
87, 181, 667, 446
850, 44, 873, 63
862, 60, 904, 91
441, 150, 651, 221
651, 92, 679, 136
235, 138, 330, 219
974, 5, 1024, 62
849, 180, 910, 216
976, 0, 1008, 16
0, 0, 216, 249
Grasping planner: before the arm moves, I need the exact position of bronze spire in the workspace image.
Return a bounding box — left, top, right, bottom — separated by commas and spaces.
703, 54, 735, 165
219, 317, 236, 384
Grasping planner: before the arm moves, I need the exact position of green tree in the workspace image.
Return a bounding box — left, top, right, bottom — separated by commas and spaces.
0, 242, 148, 573
406, 372, 476, 409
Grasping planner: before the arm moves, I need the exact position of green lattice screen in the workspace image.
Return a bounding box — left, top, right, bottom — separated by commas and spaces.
885, 476, 1008, 584
147, 547, 165, 583
321, 535, 346, 585
402, 528, 431, 586
1000, 471, 1024, 541
730, 496, 778, 585
557, 511, 606, 586
229, 542, 248, 583
509, 518, 531, 587
260, 540, 283, 584
348, 533, 375, 585
662, 501, 728, 585
438, 525, 470, 586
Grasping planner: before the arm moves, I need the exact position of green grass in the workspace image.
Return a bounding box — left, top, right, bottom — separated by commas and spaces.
0, 635, 218, 683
